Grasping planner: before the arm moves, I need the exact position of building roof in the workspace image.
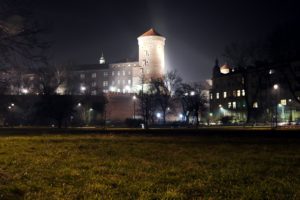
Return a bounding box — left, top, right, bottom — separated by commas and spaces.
68, 64, 109, 71
140, 28, 163, 37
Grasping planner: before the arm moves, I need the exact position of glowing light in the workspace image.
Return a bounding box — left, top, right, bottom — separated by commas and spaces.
80, 86, 86, 91
190, 91, 195, 96
109, 86, 116, 92
273, 84, 279, 90
22, 88, 29, 94
156, 113, 161, 118
133, 95, 137, 100
77, 103, 82, 107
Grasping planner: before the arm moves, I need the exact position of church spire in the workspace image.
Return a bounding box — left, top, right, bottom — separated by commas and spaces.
99, 52, 106, 64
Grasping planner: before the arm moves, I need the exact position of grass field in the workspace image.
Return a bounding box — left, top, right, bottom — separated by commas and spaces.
0, 132, 300, 199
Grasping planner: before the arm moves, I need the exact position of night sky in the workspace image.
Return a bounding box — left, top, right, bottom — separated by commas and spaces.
32, 0, 300, 81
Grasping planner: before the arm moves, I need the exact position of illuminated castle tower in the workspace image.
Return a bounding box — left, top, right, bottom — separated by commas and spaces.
138, 28, 166, 79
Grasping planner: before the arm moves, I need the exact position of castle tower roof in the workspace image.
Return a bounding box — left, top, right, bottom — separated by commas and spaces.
140, 28, 163, 37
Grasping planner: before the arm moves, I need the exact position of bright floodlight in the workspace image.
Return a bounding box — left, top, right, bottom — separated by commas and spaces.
179, 114, 183, 118
89, 108, 93, 111
156, 113, 161, 118
77, 103, 82, 107
273, 84, 279, 90
22, 88, 29, 94
190, 91, 195, 96
80, 86, 86, 91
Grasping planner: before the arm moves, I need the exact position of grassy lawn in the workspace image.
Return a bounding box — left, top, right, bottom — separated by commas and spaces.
0, 133, 300, 199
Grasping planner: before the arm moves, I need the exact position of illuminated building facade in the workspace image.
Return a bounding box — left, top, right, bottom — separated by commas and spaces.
210, 60, 300, 124
68, 28, 166, 96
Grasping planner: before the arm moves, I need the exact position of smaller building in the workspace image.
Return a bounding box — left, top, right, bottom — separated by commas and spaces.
210, 60, 300, 124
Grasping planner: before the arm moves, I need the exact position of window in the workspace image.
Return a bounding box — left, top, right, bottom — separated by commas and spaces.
128, 80, 131, 85
92, 73, 97, 78
216, 93, 220, 99
112, 71, 115, 76
123, 70, 126, 76
103, 81, 108, 87
123, 80, 126, 85
253, 102, 258, 108
128, 71, 131, 75
228, 102, 232, 109
210, 93, 213, 100
242, 90, 245, 96
80, 74, 85, 79
91, 90, 97, 95
117, 71, 120, 76
281, 99, 287, 106
237, 90, 241, 97
112, 81, 115, 86
223, 92, 227, 99
104, 72, 108, 77
117, 80, 120, 84
92, 82, 97, 87
233, 91, 236, 97
103, 90, 108, 93
233, 102, 237, 109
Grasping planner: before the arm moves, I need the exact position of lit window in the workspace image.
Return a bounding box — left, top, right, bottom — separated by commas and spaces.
210, 93, 213, 100
242, 90, 245, 96
112, 71, 115, 76
216, 93, 220, 99
117, 88, 120, 93
237, 90, 241, 97
242, 78, 245, 84
223, 92, 227, 99
92, 73, 96, 78
92, 82, 97, 87
117, 71, 120, 76
233, 102, 237, 109
80, 74, 85, 79
103, 81, 108, 87
91, 90, 97, 95
103, 90, 108, 93
253, 102, 258, 108
123, 70, 126, 76
104, 72, 108, 77
128, 80, 131, 85
281, 99, 287, 106
228, 102, 232, 109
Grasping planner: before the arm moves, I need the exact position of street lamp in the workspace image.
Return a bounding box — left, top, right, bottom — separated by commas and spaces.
273, 84, 279, 128
80, 86, 87, 94
133, 95, 137, 119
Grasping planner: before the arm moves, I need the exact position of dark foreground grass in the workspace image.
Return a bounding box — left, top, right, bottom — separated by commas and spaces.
0, 133, 300, 199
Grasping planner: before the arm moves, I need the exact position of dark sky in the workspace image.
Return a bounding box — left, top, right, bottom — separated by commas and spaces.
33, 0, 300, 81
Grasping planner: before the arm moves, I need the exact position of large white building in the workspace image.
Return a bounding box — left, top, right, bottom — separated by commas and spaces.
68, 28, 166, 95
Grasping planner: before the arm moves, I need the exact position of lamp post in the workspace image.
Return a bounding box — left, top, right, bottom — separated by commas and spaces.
273, 84, 279, 128
133, 95, 137, 119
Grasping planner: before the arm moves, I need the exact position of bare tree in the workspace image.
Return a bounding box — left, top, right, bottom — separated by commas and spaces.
0, 0, 49, 66
176, 82, 208, 126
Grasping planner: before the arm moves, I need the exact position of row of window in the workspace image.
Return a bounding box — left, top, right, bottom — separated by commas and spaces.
80, 72, 108, 79
112, 70, 131, 77
211, 89, 246, 100
112, 80, 131, 86
82, 79, 132, 88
